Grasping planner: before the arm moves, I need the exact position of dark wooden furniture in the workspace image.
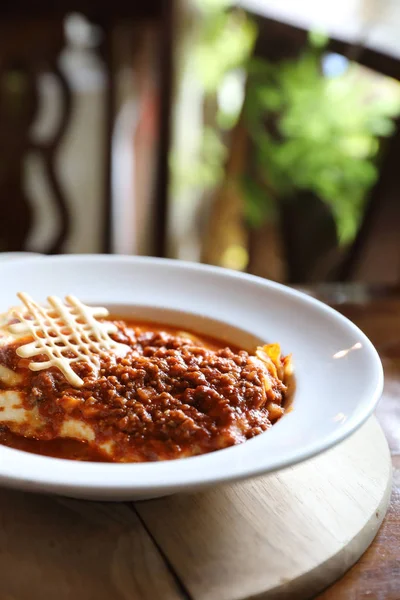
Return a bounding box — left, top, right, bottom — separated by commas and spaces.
0, 0, 174, 256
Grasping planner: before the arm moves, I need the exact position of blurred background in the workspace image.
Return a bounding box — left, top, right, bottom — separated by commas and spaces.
1, 0, 400, 284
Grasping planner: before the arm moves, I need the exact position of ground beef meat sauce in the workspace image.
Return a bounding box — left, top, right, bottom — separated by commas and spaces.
0, 320, 292, 462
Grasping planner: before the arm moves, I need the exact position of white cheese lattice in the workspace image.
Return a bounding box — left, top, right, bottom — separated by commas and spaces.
9, 293, 129, 387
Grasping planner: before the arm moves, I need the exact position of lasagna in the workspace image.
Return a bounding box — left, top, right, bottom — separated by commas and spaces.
0, 294, 292, 462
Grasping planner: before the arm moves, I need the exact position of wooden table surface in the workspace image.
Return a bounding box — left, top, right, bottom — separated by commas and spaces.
304, 284, 400, 599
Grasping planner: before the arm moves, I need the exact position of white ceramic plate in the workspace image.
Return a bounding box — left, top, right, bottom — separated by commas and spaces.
0, 255, 383, 500
0, 252, 42, 262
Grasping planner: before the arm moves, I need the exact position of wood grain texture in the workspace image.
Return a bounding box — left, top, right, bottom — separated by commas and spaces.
314, 291, 400, 599
317, 458, 400, 600
135, 417, 391, 600
0, 492, 183, 600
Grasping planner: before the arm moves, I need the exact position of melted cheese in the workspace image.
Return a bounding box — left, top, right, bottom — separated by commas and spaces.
0, 309, 112, 455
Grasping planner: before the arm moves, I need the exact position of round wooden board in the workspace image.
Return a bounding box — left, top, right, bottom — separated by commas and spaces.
0, 416, 391, 600
135, 415, 392, 600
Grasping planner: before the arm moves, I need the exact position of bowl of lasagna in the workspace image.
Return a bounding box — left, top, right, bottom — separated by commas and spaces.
0, 255, 383, 500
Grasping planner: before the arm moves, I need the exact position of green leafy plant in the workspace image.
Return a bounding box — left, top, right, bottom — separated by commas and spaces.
172, 3, 400, 247
243, 38, 400, 242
